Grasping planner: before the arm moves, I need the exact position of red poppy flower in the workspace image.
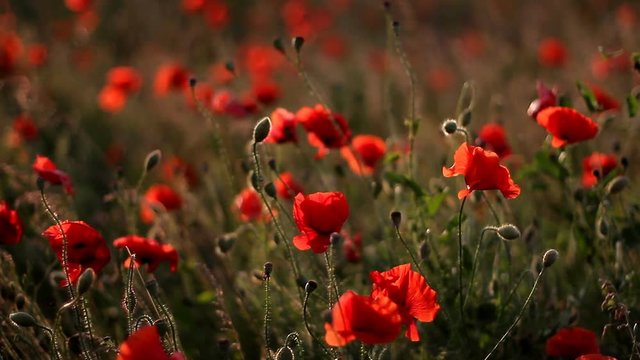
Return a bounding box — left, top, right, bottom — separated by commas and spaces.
426, 66, 455, 92
182, 0, 206, 13
252, 80, 281, 105
476, 123, 511, 159
211, 90, 254, 118
340, 135, 386, 175
582, 152, 618, 188
154, 63, 189, 96
140, 184, 183, 224
442, 143, 520, 199
293, 191, 349, 253
321, 34, 348, 59
204, 1, 230, 29
343, 232, 362, 263
538, 37, 568, 68
274, 172, 303, 200
233, 188, 269, 222
98, 86, 127, 113
587, 83, 620, 111
591, 52, 631, 79
296, 104, 352, 159
0, 32, 22, 74
65, 0, 92, 13
545, 327, 600, 358
241, 44, 285, 80
265, 108, 297, 144
33, 155, 74, 195
184, 82, 214, 109
26, 44, 48, 67
616, 3, 637, 30
527, 81, 557, 120
0, 201, 22, 245
161, 155, 199, 188
13, 114, 38, 141
106, 66, 142, 94
210, 63, 235, 85
370, 264, 440, 341
117, 325, 184, 360
536, 107, 598, 148
576, 355, 617, 360
324, 291, 402, 346
42, 221, 111, 286
113, 235, 178, 272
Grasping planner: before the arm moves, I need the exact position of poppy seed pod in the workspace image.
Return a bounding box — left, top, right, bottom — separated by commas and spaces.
10, 312, 37, 327
144, 149, 162, 172
253, 117, 272, 143
442, 119, 458, 135
390, 211, 402, 228
76, 268, 95, 296
497, 224, 521, 240
305, 280, 318, 293
542, 249, 559, 268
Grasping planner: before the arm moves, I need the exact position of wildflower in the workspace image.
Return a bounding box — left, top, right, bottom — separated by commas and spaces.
42, 221, 111, 286
340, 135, 386, 175
536, 107, 598, 148
582, 152, 618, 188
117, 325, 185, 360
181, 0, 206, 13
476, 123, 511, 159
265, 108, 297, 144
293, 192, 349, 253
0, 32, 22, 74
210, 62, 235, 85
161, 155, 199, 188
274, 172, 303, 200
154, 63, 189, 96
343, 232, 362, 263
0, 201, 23, 245
64, 0, 92, 13
591, 51, 630, 79
98, 86, 128, 113
296, 104, 352, 159
370, 264, 440, 341
587, 83, 620, 111
184, 82, 214, 109
442, 143, 520, 199
324, 291, 402, 346
32, 155, 74, 195
252, 80, 281, 105
106, 66, 142, 93
140, 184, 183, 224
527, 81, 558, 119
233, 188, 269, 222
545, 327, 600, 359
537, 37, 568, 67
26, 44, 48, 67
576, 355, 618, 360
204, 1, 230, 30
13, 114, 38, 141
113, 235, 178, 272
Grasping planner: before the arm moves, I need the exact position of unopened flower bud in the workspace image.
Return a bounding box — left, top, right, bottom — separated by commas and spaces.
145, 279, 160, 298
267, 159, 277, 171
263, 262, 273, 279
273, 38, 286, 54
442, 119, 458, 135
296, 275, 308, 289
330, 232, 342, 246
542, 249, 559, 268
144, 149, 162, 172
76, 268, 95, 296
154, 319, 170, 338
225, 61, 235, 74
275, 346, 294, 360
253, 117, 272, 143
606, 176, 629, 195
264, 182, 277, 198
390, 211, 402, 228
36, 177, 45, 191
305, 280, 318, 293
497, 224, 521, 240
292, 36, 305, 52
10, 312, 37, 327
189, 78, 197, 88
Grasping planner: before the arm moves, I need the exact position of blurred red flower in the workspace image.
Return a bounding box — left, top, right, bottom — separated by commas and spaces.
442, 143, 520, 199
113, 235, 178, 272
0, 201, 23, 245
426, 66, 455, 92
0, 32, 22, 74
324, 291, 402, 346
343, 232, 362, 263
370, 264, 440, 341
140, 184, 183, 224
538, 37, 568, 67
591, 52, 631, 79
204, 1, 229, 29
26, 44, 48, 67
241, 44, 285, 80
154, 63, 189, 96
33, 155, 74, 195
98, 86, 127, 113
107, 66, 142, 93
265, 108, 297, 144
527, 81, 557, 120
296, 104, 352, 159
340, 134, 386, 175
274, 172, 303, 200
65, 0, 92, 13
293, 192, 349, 253
184, 82, 214, 109
536, 107, 598, 148
476, 123, 511, 159
321, 34, 348, 59
576, 355, 618, 360
587, 83, 620, 111
162, 155, 199, 188
117, 325, 184, 360
182, 0, 206, 13
582, 152, 617, 188
210, 63, 235, 85
13, 114, 38, 141
212, 90, 256, 118
545, 327, 600, 358
42, 221, 110, 286
233, 188, 269, 222
252, 80, 281, 105
616, 3, 637, 30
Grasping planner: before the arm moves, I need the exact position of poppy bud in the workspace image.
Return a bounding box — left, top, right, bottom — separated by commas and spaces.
621, 157, 629, 169
296, 275, 308, 289
442, 119, 458, 135
459, 109, 472, 126
10, 312, 37, 327
542, 249, 559, 268
145, 279, 160, 297
36, 177, 45, 192
154, 319, 170, 338
392, 21, 400, 36
606, 176, 629, 195
419, 241, 430, 260
267, 159, 277, 171
76, 268, 95, 296
330, 232, 342, 246
305, 280, 318, 293
390, 210, 402, 228
144, 149, 162, 172
497, 224, 521, 240
273, 38, 286, 55
596, 217, 609, 238
263, 262, 273, 279
224, 61, 235, 74
189, 77, 197, 88
292, 37, 305, 53
15, 294, 25, 310
218, 234, 235, 253
275, 346, 294, 360
264, 182, 277, 198
253, 117, 272, 143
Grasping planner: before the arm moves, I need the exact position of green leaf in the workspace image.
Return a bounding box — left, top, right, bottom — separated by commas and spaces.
384, 171, 425, 198
426, 191, 447, 217
627, 93, 638, 118
576, 81, 600, 113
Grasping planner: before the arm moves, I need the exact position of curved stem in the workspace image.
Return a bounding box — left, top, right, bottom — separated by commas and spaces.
394, 226, 426, 279
481, 192, 501, 224
302, 292, 332, 357
464, 227, 497, 308
457, 196, 467, 323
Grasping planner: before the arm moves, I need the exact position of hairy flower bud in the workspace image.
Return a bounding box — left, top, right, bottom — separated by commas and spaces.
497, 224, 521, 240
542, 249, 559, 268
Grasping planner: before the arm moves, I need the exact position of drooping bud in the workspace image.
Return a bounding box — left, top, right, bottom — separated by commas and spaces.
606, 176, 629, 195
10, 312, 38, 327
264, 182, 277, 198
390, 211, 402, 228
275, 346, 295, 360
253, 117, 272, 143
263, 262, 273, 280
218, 234, 236, 253
144, 149, 162, 172
154, 319, 170, 338
442, 119, 458, 135
305, 280, 318, 294
36, 177, 45, 192
292, 37, 305, 53
497, 224, 521, 241
76, 268, 95, 296
267, 159, 277, 171
542, 249, 559, 268
189, 77, 197, 88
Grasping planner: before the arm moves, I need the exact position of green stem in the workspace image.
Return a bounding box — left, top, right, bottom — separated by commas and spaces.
264, 277, 273, 360
458, 196, 467, 323
302, 291, 332, 357
394, 225, 426, 279
464, 227, 496, 308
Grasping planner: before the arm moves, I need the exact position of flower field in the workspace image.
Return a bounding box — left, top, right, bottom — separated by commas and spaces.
1, 0, 640, 359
